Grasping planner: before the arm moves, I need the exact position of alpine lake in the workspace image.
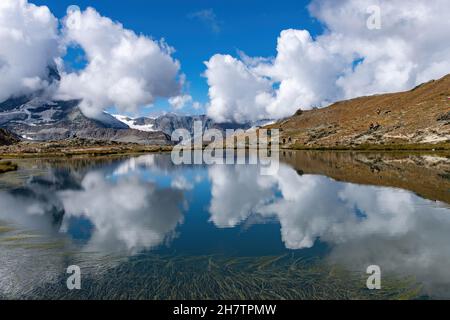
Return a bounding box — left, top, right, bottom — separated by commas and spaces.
1, 150, 450, 300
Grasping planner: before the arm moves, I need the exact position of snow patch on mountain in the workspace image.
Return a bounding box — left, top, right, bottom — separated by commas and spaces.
112, 114, 156, 132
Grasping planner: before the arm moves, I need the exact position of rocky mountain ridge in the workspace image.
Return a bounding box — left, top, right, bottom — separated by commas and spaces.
112, 113, 268, 137
0, 96, 171, 145
0, 92, 255, 146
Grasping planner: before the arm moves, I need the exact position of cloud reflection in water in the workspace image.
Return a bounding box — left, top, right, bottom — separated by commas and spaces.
207, 163, 450, 296
1, 155, 450, 297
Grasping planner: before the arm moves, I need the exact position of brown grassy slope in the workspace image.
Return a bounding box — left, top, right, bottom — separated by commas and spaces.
268, 74, 450, 148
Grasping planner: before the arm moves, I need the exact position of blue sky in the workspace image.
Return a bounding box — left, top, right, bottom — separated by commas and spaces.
33, 0, 323, 116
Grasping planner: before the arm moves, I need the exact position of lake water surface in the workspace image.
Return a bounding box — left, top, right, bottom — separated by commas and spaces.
1, 151, 450, 299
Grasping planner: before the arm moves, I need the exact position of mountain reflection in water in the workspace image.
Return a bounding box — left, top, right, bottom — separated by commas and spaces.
1, 151, 450, 299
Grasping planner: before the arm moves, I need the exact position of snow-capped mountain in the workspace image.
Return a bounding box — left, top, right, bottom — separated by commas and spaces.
111, 113, 268, 137
0, 66, 270, 145
0, 96, 171, 145
112, 114, 157, 132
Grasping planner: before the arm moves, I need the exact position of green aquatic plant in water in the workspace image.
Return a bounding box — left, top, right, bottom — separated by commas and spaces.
0, 223, 423, 300
27, 254, 422, 300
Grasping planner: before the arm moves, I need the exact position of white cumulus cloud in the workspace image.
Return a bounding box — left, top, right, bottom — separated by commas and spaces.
205, 54, 273, 124
56, 7, 183, 118
204, 0, 450, 123
0, 2, 186, 119
0, 0, 59, 102
169, 94, 193, 110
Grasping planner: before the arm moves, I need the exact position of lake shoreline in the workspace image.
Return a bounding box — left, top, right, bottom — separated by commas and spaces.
1, 140, 449, 161
0, 140, 174, 160
285, 142, 450, 152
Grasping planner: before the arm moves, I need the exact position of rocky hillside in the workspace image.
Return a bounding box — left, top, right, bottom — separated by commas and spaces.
0, 128, 20, 146
0, 96, 171, 145
270, 74, 450, 148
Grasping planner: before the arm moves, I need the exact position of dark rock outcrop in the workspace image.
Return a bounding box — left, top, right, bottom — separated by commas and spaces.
0, 128, 20, 146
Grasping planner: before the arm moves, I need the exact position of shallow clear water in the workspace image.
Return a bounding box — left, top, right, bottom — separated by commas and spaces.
1, 152, 450, 299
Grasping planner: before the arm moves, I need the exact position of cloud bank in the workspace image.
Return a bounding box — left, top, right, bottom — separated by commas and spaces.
0, 1, 183, 118
57, 7, 182, 118
2, 0, 450, 121
0, 0, 59, 102
205, 0, 450, 123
